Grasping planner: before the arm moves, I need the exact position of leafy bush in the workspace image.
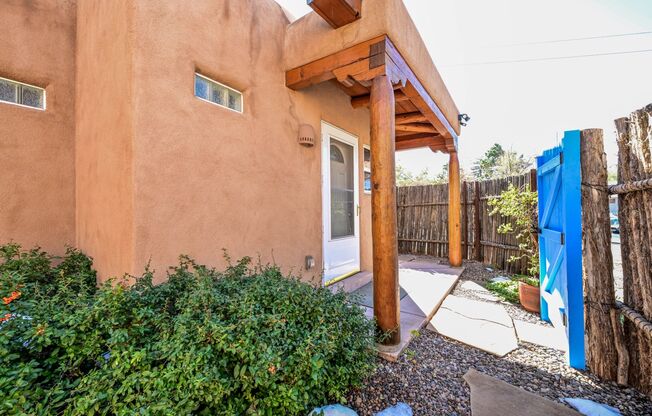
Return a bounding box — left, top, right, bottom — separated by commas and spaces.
485, 280, 519, 304
485, 275, 541, 304
488, 183, 540, 278
0, 244, 375, 415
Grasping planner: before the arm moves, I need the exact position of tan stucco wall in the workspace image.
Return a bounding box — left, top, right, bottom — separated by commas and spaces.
128, 0, 372, 282
285, 0, 461, 135
75, 1, 135, 278
1, 0, 435, 282
0, 0, 76, 253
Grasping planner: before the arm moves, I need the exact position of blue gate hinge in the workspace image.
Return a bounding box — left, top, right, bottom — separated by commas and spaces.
559, 152, 564, 165
560, 232, 565, 245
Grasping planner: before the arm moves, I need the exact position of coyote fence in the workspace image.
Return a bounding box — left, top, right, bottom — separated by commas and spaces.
396, 171, 536, 274
581, 104, 652, 397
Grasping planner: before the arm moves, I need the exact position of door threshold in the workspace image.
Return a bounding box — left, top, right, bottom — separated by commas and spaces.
325, 270, 361, 287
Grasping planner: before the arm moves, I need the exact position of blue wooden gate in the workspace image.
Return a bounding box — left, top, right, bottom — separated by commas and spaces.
536, 130, 585, 369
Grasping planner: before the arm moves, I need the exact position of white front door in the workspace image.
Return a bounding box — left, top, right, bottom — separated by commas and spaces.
321, 122, 360, 284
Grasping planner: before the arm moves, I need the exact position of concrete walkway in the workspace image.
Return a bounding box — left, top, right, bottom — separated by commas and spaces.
428, 272, 567, 356
331, 255, 463, 361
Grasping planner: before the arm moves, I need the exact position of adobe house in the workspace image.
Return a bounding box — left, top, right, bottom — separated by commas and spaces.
0, 0, 462, 348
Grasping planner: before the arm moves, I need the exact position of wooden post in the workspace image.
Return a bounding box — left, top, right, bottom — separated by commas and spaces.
615, 104, 652, 394
462, 181, 468, 259
448, 152, 462, 267
580, 128, 626, 384
370, 74, 400, 347
474, 181, 482, 261
529, 168, 538, 192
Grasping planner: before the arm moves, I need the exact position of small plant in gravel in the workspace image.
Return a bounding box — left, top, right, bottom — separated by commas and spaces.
486, 275, 541, 304
488, 183, 539, 278
485, 280, 520, 303
0, 243, 376, 415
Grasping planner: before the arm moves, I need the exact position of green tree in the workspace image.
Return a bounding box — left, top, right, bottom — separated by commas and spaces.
396, 164, 442, 186
494, 149, 532, 177
396, 163, 471, 186
472, 143, 504, 180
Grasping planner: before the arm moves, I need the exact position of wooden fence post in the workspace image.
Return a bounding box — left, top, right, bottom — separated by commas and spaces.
580, 128, 626, 384
462, 181, 468, 259
615, 104, 652, 394
473, 181, 482, 261
530, 168, 538, 192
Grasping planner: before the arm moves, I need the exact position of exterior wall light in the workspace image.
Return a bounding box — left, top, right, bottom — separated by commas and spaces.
305, 255, 315, 270
298, 124, 315, 147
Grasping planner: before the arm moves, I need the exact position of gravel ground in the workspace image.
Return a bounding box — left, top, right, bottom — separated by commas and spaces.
449, 261, 548, 325
347, 260, 652, 416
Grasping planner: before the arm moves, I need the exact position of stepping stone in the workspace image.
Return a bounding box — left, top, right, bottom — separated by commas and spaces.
429, 295, 518, 356
464, 369, 581, 416
513, 319, 567, 351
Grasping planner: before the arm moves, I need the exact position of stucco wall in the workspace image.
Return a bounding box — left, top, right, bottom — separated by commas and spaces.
129, 0, 372, 282
1, 0, 377, 283
0, 0, 76, 253
75, 1, 135, 278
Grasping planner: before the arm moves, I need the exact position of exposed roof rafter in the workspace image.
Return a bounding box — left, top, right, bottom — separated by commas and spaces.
285, 34, 459, 153
307, 0, 362, 29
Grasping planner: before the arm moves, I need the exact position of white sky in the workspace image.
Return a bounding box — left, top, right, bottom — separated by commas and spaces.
276, 0, 652, 175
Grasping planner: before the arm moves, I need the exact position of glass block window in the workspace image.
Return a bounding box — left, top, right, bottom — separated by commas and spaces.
0, 77, 45, 110
194, 73, 242, 113
363, 146, 372, 193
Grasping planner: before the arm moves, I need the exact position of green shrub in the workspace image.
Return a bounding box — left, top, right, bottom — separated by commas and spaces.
485, 280, 519, 304
488, 183, 539, 277
485, 275, 540, 304
0, 244, 375, 415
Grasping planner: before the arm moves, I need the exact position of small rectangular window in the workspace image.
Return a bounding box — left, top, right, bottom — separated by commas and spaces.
363, 146, 372, 193
194, 73, 242, 113
0, 77, 45, 110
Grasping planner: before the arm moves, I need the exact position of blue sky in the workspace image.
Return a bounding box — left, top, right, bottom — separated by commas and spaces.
276, 0, 652, 175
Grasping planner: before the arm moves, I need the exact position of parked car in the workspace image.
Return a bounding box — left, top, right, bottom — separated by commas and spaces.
610, 214, 620, 234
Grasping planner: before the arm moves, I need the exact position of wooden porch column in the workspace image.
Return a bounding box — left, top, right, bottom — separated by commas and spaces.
448, 151, 463, 267
370, 74, 400, 347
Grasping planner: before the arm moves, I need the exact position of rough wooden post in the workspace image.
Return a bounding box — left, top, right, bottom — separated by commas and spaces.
473, 181, 482, 261
462, 181, 468, 259
370, 74, 400, 348
530, 168, 538, 192
448, 152, 462, 267
580, 128, 625, 383
615, 104, 652, 394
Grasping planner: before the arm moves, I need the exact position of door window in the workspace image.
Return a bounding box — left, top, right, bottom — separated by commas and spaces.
330, 140, 355, 239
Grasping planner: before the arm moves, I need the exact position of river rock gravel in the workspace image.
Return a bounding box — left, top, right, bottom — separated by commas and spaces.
346, 261, 652, 416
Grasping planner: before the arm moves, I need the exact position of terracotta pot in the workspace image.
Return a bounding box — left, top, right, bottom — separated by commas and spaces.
518, 281, 541, 313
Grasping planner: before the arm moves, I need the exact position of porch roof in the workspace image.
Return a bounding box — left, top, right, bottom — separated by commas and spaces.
284, 0, 460, 153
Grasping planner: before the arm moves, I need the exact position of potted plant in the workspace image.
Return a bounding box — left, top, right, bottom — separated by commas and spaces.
488, 183, 540, 313
516, 275, 540, 313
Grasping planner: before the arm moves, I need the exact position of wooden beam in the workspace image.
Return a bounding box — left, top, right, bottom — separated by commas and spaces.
448, 152, 462, 267
395, 136, 443, 151
395, 123, 438, 134
429, 145, 447, 153
307, 0, 361, 29
380, 38, 458, 145
370, 74, 400, 348
351, 90, 408, 108
396, 112, 427, 124
286, 35, 385, 90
